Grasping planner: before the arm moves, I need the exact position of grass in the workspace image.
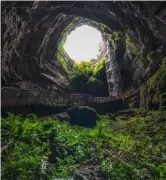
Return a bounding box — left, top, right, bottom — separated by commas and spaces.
1, 110, 166, 179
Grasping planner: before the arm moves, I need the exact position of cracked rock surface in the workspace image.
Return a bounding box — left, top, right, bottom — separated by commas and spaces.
1, 1, 166, 92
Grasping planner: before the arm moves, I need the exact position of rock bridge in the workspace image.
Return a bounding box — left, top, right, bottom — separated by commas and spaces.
1, 86, 142, 107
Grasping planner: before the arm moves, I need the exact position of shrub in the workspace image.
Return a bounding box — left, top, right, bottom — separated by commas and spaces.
93, 58, 105, 77
70, 59, 108, 96
72, 61, 94, 77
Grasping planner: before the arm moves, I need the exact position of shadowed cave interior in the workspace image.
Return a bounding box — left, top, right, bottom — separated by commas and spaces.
1, 1, 166, 180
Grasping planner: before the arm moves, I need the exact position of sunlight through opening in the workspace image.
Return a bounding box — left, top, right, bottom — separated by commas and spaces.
63, 25, 103, 62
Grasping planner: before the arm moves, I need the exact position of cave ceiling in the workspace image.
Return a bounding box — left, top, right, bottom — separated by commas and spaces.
1, 1, 166, 92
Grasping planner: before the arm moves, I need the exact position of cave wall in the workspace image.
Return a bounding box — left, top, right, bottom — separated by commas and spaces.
105, 41, 122, 97
1, 1, 166, 94
2, 1, 74, 92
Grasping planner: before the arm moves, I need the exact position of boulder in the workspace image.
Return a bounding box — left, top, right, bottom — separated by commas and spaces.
67, 106, 99, 128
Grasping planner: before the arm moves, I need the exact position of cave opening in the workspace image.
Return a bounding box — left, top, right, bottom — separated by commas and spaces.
63, 25, 103, 62
56, 20, 110, 97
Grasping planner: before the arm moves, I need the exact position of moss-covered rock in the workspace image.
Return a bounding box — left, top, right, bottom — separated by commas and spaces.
147, 51, 155, 64
67, 106, 99, 128
109, 31, 122, 51
140, 85, 149, 109
125, 32, 138, 58
140, 57, 166, 110
159, 92, 166, 111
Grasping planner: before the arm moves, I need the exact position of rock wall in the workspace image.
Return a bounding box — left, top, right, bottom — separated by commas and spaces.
1, 1, 166, 94
105, 41, 122, 97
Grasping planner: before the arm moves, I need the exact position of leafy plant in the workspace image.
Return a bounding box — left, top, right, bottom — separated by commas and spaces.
2, 110, 166, 179
70, 58, 108, 96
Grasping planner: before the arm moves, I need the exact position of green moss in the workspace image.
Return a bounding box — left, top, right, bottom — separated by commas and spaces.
110, 31, 121, 51
159, 92, 166, 110
152, 92, 160, 104
57, 54, 69, 73
56, 17, 83, 74
125, 32, 137, 58
88, 20, 106, 31
140, 86, 147, 109
93, 57, 105, 77
56, 36, 71, 74
58, 39, 65, 53
57, 17, 108, 75
140, 57, 166, 110
147, 51, 154, 64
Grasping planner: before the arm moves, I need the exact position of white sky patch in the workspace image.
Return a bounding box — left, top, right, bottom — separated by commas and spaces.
63, 25, 102, 62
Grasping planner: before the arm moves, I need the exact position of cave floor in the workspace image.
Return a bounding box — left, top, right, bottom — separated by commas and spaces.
1, 109, 166, 180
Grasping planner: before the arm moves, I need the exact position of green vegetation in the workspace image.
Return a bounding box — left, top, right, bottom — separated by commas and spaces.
56, 18, 81, 74
56, 38, 72, 74
140, 57, 166, 110
93, 58, 105, 77
109, 31, 122, 51
88, 20, 106, 32
71, 61, 94, 78
2, 110, 166, 179
70, 58, 105, 80
109, 31, 137, 56
57, 54, 70, 74
147, 51, 155, 64
70, 58, 108, 96
56, 17, 105, 75
58, 39, 65, 54
125, 32, 138, 58
159, 92, 166, 111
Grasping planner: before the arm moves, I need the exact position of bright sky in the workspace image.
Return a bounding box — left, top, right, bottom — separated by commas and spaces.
63, 25, 102, 62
